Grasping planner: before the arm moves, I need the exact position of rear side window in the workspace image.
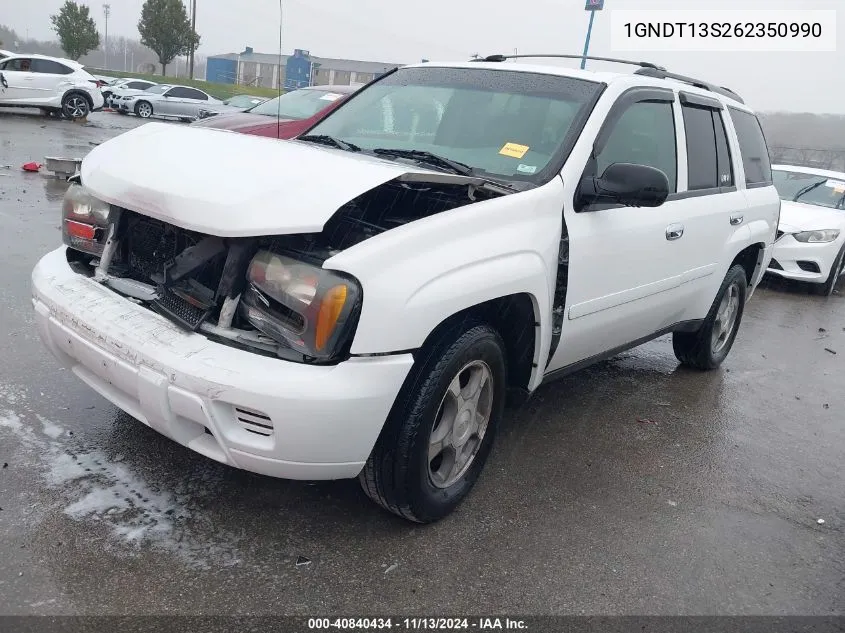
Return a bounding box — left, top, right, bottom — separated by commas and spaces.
596, 100, 678, 192
127, 81, 152, 89
682, 104, 734, 190
728, 107, 772, 186
183, 88, 208, 100
32, 59, 73, 74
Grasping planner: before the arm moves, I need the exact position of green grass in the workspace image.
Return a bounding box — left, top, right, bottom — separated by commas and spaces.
88, 68, 282, 100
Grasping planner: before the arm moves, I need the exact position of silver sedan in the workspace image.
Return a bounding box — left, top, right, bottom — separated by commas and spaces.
120, 84, 223, 122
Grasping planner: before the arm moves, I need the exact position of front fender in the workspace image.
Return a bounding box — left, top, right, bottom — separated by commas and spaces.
325, 178, 565, 389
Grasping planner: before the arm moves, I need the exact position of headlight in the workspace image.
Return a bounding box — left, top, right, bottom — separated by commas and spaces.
241, 251, 362, 361
793, 229, 841, 243
62, 184, 111, 255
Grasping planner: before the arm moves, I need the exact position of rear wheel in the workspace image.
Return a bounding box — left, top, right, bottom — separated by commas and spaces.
61, 93, 90, 119
813, 246, 845, 296
135, 101, 153, 118
673, 264, 747, 370
359, 321, 506, 523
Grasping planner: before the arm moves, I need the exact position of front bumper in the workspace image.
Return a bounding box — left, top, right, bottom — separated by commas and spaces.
32, 247, 414, 480
767, 234, 842, 283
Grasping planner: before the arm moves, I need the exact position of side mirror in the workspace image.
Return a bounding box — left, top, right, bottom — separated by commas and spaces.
576, 162, 670, 211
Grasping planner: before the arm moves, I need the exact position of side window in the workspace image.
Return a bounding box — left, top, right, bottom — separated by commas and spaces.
184, 88, 208, 100
681, 104, 719, 190
596, 100, 677, 192
167, 87, 189, 98
728, 107, 773, 186
3, 58, 32, 72
127, 81, 148, 89
31, 59, 73, 74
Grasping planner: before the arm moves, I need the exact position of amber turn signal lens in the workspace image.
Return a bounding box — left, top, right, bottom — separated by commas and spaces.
65, 219, 96, 240
315, 285, 348, 351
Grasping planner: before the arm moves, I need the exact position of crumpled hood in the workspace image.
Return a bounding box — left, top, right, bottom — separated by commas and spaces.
778, 200, 845, 234
81, 122, 446, 237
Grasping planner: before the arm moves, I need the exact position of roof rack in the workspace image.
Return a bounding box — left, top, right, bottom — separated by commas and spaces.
633, 67, 744, 104
472, 53, 665, 70
472, 53, 744, 104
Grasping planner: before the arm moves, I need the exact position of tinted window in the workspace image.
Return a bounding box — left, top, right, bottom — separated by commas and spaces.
682, 105, 719, 190
183, 88, 208, 100
597, 100, 677, 192
31, 59, 73, 74
2, 58, 32, 72
729, 107, 773, 186
127, 81, 152, 89
166, 87, 190, 98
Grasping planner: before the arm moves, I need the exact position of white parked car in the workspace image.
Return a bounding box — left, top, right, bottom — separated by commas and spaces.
31, 57, 779, 522
0, 54, 104, 118
0, 49, 14, 60
768, 164, 845, 295
119, 84, 222, 121
103, 78, 158, 107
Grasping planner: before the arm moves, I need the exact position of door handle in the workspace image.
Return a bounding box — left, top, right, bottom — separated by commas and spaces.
666, 223, 684, 240
730, 214, 744, 225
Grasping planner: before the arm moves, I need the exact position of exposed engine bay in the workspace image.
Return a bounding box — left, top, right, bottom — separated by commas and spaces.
67, 176, 507, 363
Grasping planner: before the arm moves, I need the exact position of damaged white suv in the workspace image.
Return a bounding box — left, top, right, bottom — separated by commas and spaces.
32, 57, 780, 522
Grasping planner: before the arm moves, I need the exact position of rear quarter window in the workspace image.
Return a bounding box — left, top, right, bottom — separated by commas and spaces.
728, 107, 773, 187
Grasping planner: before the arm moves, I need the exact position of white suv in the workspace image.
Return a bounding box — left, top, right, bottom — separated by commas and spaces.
0, 54, 104, 118
31, 56, 780, 522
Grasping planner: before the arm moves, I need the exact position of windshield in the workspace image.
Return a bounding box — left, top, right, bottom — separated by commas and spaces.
773, 169, 845, 209
225, 95, 265, 108
250, 89, 347, 119
304, 66, 602, 184
146, 85, 170, 94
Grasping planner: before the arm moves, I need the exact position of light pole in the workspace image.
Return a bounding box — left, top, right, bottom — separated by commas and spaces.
581, 0, 604, 69
188, 0, 197, 79
103, 4, 111, 70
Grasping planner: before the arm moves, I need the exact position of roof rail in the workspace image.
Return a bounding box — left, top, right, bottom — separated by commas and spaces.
471, 53, 665, 70
633, 67, 744, 104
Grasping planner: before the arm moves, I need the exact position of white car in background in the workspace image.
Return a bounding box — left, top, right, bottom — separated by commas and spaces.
0, 50, 14, 60
105, 78, 159, 109
120, 84, 222, 121
768, 164, 845, 295
0, 54, 104, 118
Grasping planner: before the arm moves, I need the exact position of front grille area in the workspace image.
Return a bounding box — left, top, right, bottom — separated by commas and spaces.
126, 216, 201, 282
797, 261, 821, 273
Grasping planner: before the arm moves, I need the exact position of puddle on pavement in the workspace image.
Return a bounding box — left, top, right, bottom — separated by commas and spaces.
0, 383, 244, 569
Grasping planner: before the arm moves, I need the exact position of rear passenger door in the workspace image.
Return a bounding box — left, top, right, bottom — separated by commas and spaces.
171, 87, 209, 118
30, 58, 75, 102
667, 92, 750, 318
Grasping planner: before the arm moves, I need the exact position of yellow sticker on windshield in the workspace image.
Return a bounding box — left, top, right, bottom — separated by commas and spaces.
499, 142, 529, 159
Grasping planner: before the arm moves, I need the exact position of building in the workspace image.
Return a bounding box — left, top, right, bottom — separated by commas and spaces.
205, 47, 401, 90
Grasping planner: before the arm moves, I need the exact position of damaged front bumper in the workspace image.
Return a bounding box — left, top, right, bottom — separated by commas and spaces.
32, 247, 413, 480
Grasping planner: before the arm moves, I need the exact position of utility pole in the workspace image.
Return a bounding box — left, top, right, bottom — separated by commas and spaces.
581, 0, 604, 69
103, 4, 111, 70
188, 0, 197, 79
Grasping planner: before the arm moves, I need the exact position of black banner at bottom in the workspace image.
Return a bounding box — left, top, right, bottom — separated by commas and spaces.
0, 617, 843, 633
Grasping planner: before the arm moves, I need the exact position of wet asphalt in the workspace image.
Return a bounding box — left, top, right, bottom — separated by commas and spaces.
0, 108, 843, 617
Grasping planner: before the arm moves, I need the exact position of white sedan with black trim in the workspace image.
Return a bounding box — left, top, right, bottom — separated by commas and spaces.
768, 164, 845, 295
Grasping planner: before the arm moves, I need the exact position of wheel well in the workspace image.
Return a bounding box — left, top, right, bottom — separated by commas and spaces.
730, 243, 765, 286
416, 294, 538, 395
62, 89, 92, 109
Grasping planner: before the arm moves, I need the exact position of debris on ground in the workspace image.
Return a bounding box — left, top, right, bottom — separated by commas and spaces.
384, 563, 399, 574
667, 501, 678, 507
295, 556, 311, 567
21, 162, 42, 172
2, 463, 7, 468
824, 348, 837, 355
637, 418, 658, 424
795, 396, 801, 400
819, 328, 827, 333
817, 519, 825, 525
823, 404, 830, 409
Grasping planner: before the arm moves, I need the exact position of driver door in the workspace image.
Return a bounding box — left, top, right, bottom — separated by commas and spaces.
548, 89, 692, 371
0, 58, 37, 103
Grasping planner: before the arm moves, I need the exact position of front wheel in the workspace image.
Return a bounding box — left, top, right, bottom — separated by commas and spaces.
359, 321, 506, 523
673, 264, 748, 370
813, 246, 845, 296
135, 101, 153, 118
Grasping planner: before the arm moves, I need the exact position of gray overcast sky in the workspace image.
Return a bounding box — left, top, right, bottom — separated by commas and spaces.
4, 0, 843, 113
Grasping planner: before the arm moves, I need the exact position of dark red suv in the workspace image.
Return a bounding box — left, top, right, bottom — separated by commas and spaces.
191, 84, 358, 139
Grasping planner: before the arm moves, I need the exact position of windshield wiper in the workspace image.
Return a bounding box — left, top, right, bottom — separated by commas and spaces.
298, 134, 360, 152
371, 148, 474, 176
792, 179, 827, 201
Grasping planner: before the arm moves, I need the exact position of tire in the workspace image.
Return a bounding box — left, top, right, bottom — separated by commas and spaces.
359, 320, 507, 523
135, 101, 153, 118
673, 264, 748, 370
813, 246, 845, 297
61, 92, 90, 119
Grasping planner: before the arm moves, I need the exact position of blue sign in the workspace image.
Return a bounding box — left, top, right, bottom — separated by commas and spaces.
585, 0, 604, 9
